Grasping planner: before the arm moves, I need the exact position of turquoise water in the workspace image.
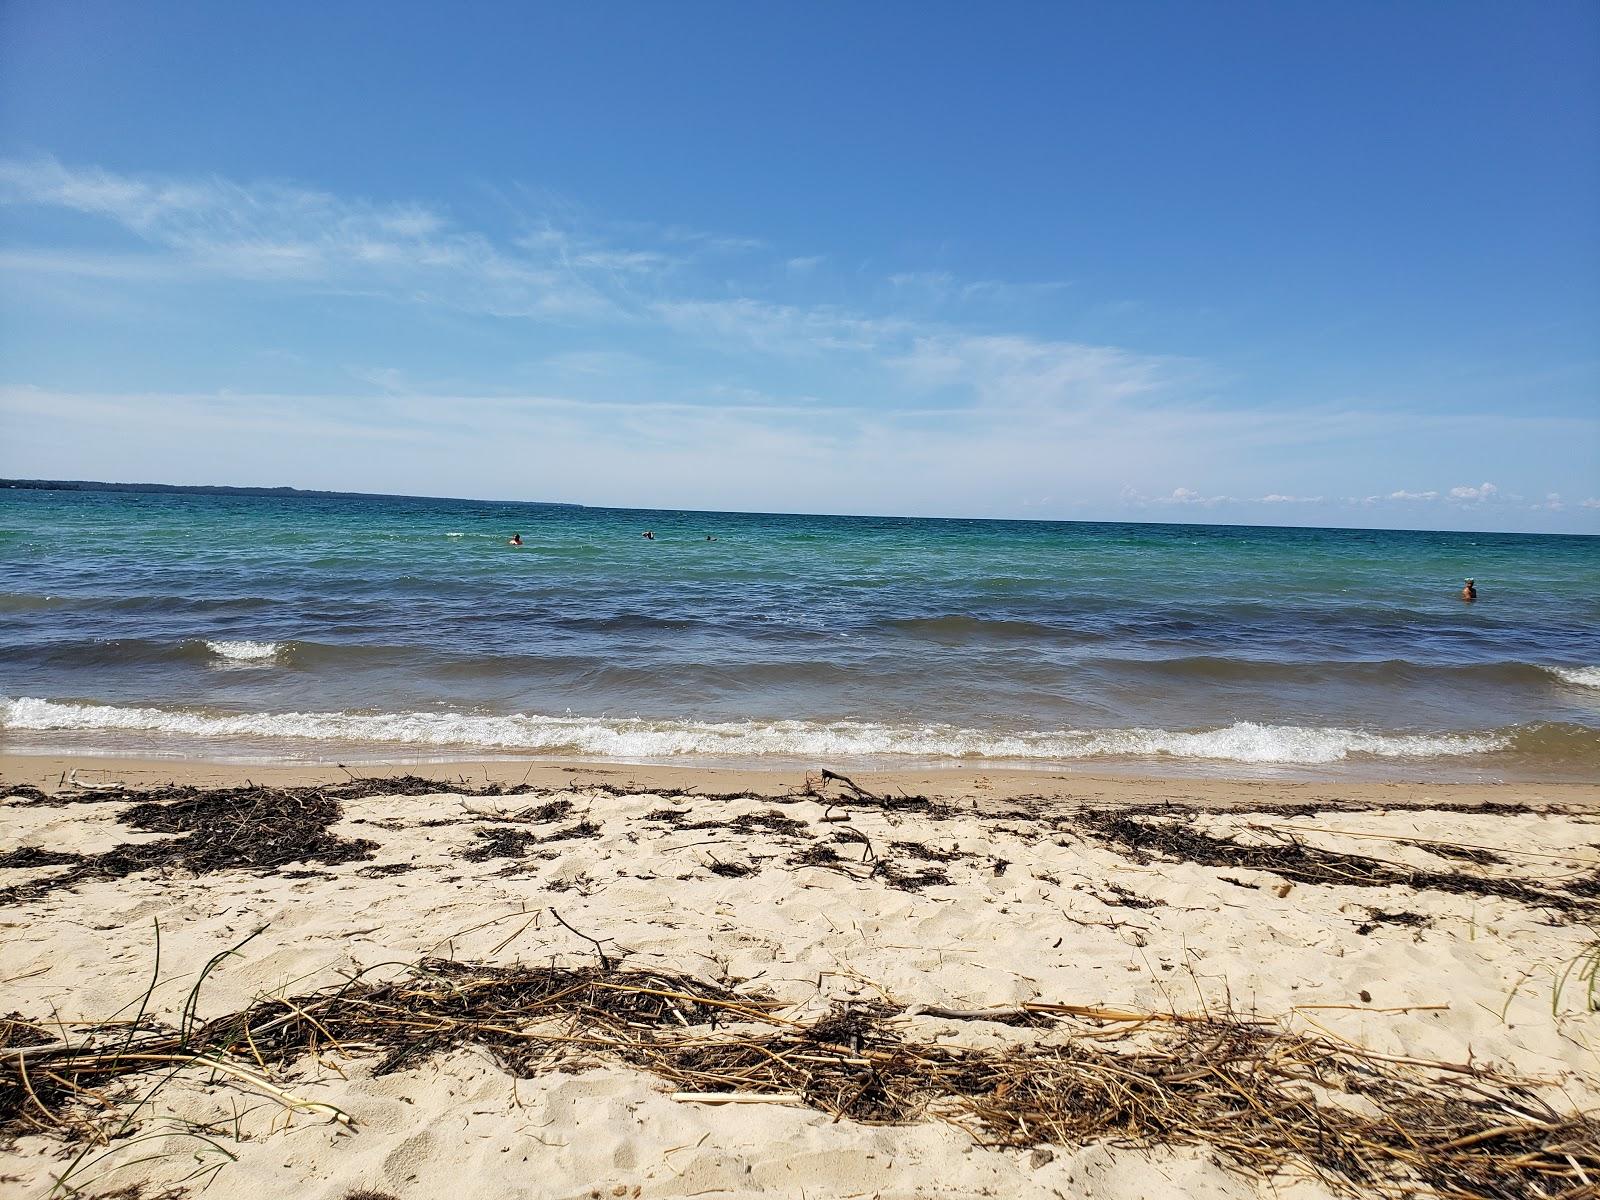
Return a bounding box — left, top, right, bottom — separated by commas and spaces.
2, 488, 1597, 777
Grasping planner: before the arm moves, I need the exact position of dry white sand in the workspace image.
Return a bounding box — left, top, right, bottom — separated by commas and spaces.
1, 759, 1596, 1199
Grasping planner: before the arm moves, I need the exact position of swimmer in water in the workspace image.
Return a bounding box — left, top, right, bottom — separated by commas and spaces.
642, 531, 655, 540
508, 533, 522, 546
1461, 578, 1476, 602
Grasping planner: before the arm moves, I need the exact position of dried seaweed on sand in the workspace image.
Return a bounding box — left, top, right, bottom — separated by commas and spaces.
1079, 810, 1600, 917
0, 784, 378, 904
5, 955, 1595, 1199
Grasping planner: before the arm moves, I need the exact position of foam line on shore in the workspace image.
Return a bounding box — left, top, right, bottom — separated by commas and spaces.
0, 696, 1515, 765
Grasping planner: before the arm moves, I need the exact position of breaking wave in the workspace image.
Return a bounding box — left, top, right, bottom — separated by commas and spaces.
1548, 665, 1600, 689
203, 640, 281, 663
0, 697, 1524, 765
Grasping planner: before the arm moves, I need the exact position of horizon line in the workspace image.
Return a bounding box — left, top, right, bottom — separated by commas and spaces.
4, 477, 1594, 539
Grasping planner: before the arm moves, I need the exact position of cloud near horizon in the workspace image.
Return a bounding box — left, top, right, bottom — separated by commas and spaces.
1, 156, 1595, 531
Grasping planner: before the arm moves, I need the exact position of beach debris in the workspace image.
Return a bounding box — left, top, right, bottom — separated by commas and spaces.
818, 768, 876, 800
0, 846, 79, 869
484, 797, 575, 824
1413, 840, 1510, 867
1085, 882, 1163, 909
889, 839, 967, 864
671, 1091, 804, 1105
549, 907, 620, 969
534, 818, 603, 844
1354, 908, 1431, 937
0, 782, 379, 905
1078, 809, 1600, 918
463, 826, 543, 861
66, 769, 124, 793
790, 843, 843, 868
645, 806, 809, 838
4, 953, 1595, 1199
806, 768, 929, 819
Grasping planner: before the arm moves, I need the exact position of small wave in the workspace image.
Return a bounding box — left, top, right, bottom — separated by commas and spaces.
8, 637, 296, 670
0, 593, 69, 613
1098, 657, 1571, 688
557, 612, 705, 634
0, 698, 1518, 765
204, 640, 281, 663
1548, 665, 1600, 689
887, 615, 1080, 643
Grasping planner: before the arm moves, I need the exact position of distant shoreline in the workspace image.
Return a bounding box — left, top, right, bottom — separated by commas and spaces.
0, 478, 584, 507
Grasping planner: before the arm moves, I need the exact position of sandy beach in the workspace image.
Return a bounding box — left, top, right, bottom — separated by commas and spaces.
2, 754, 1597, 1200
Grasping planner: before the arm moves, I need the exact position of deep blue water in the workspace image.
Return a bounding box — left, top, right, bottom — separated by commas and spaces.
2, 488, 1597, 776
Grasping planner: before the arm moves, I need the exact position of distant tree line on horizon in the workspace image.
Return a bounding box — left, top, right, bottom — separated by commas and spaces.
0, 479, 580, 506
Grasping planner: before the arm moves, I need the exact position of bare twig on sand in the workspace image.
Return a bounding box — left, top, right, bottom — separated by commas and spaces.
549, 908, 617, 970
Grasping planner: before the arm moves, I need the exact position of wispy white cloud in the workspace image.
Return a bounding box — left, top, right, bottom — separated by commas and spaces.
514, 227, 681, 277
1123, 486, 1216, 507
887, 333, 1176, 410
1164, 487, 1225, 505
0, 248, 183, 281
653, 226, 765, 253
647, 299, 1180, 416
0, 157, 1152, 400
0, 155, 619, 318
887, 270, 1071, 306
345, 366, 411, 393
1124, 487, 1323, 508
651, 297, 910, 356
1447, 481, 1499, 501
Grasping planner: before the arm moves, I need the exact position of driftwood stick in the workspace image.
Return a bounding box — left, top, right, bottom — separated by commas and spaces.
65, 770, 122, 793
821, 769, 876, 800
672, 1091, 804, 1105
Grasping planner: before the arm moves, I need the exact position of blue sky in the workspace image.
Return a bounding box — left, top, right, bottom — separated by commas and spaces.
1, 1, 1596, 531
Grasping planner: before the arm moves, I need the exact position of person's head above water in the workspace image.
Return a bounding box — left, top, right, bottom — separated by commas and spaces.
1461, 578, 1477, 601
508, 533, 522, 545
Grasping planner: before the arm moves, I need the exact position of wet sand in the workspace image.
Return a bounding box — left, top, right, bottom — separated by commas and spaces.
4, 750, 1595, 810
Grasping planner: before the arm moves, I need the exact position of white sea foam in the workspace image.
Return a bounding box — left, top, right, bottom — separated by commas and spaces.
0, 699, 1509, 764
203, 640, 281, 663
1549, 665, 1600, 689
